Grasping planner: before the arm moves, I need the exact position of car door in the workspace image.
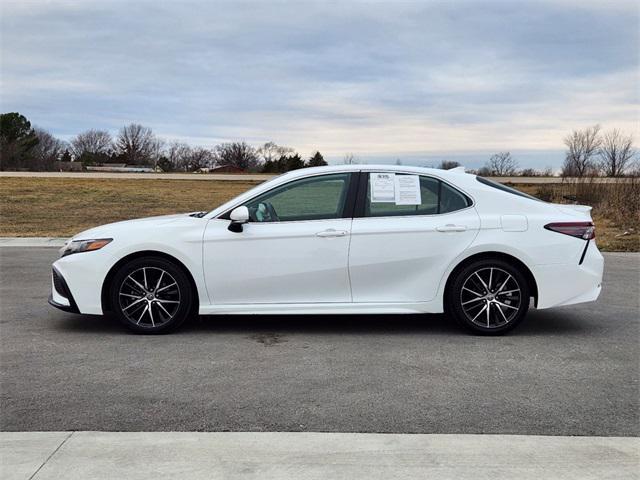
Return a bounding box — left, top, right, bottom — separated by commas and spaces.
348, 171, 480, 303
202, 172, 357, 305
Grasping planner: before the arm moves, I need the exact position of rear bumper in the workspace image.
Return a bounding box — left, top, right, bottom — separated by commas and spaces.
48, 266, 80, 314
533, 240, 604, 309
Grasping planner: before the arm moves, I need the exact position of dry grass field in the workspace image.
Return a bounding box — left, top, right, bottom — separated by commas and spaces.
512, 180, 639, 252
1, 176, 638, 251
0, 178, 261, 237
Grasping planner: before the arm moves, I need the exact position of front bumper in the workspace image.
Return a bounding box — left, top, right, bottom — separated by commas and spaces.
48, 266, 80, 314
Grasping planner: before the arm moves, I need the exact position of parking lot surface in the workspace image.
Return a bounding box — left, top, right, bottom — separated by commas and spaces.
1, 248, 638, 435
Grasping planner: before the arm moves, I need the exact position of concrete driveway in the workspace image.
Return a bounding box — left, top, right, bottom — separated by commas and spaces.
0, 248, 638, 435
2, 432, 637, 480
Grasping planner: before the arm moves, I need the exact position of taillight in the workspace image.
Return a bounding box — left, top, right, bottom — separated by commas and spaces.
544, 222, 595, 240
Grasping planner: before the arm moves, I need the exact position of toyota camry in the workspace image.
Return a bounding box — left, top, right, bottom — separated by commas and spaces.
49, 165, 604, 335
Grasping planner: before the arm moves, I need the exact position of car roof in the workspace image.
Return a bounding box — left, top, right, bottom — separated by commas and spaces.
278, 164, 472, 180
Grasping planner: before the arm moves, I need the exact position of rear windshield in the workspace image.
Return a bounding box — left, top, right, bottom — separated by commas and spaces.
475, 176, 541, 201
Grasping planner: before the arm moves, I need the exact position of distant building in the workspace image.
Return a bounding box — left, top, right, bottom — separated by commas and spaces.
86, 165, 154, 173
55, 161, 83, 172
206, 165, 246, 174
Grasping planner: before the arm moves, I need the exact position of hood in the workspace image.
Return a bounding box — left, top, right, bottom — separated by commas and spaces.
71, 213, 192, 241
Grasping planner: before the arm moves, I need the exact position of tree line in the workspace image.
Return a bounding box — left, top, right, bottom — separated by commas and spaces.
434, 125, 637, 177
0, 113, 327, 173
498, 125, 636, 177
1, 112, 636, 176
560, 125, 636, 177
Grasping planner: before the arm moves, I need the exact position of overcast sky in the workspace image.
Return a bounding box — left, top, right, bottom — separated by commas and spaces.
1, 0, 638, 168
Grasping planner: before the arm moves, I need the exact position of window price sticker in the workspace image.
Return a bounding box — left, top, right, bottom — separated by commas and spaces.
394, 175, 421, 205
370, 172, 396, 203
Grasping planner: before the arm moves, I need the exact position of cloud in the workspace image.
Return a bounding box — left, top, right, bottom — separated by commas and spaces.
1, 0, 637, 168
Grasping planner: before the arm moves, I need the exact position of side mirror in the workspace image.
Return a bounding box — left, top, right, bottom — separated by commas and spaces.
228, 206, 249, 232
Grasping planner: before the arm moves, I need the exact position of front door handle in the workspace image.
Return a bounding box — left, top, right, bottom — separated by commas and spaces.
436, 224, 467, 232
316, 229, 348, 238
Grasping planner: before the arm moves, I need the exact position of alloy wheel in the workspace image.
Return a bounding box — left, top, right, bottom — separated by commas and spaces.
459, 267, 522, 329
118, 267, 181, 328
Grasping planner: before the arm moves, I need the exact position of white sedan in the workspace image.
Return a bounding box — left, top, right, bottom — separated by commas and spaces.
49, 165, 604, 335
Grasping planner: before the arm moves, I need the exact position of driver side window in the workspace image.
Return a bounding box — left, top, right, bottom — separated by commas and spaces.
244, 173, 352, 222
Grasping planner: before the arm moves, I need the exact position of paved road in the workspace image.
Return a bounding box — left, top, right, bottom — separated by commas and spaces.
1, 171, 633, 183
0, 171, 272, 181
1, 248, 638, 435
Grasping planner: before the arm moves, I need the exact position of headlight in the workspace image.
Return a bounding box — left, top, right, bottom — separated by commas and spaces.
60, 238, 112, 257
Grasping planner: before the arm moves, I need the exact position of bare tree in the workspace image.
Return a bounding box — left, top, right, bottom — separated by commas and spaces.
519, 168, 540, 177
486, 152, 518, 176
562, 125, 601, 177
116, 124, 155, 165
184, 147, 214, 171
438, 160, 461, 170
476, 166, 492, 177
150, 137, 165, 171
213, 142, 259, 170
541, 166, 554, 177
598, 129, 635, 177
257, 142, 293, 164
343, 153, 358, 165
32, 128, 66, 171
167, 142, 192, 171
70, 129, 112, 159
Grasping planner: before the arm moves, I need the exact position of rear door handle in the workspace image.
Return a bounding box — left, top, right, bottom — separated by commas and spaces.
436, 224, 467, 232
316, 229, 348, 238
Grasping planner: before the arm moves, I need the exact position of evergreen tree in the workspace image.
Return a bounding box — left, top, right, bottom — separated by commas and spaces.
307, 151, 327, 167
0, 112, 38, 170
261, 159, 278, 173
284, 153, 305, 171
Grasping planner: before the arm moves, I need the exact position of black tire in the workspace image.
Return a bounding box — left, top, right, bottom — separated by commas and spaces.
110, 256, 193, 334
446, 258, 530, 335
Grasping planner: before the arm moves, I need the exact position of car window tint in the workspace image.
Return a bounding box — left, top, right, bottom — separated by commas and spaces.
475, 176, 540, 201
365, 174, 471, 217
440, 182, 471, 213
244, 173, 351, 222
366, 175, 439, 217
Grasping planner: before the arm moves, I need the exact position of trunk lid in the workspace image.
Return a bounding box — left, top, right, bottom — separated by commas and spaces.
552, 203, 593, 220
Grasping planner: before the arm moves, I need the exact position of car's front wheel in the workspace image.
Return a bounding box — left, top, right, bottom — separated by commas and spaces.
110, 256, 193, 334
447, 259, 530, 335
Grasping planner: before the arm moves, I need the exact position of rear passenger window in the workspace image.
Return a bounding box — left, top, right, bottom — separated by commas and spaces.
440, 182, 471, 213
365, 174, 471, 217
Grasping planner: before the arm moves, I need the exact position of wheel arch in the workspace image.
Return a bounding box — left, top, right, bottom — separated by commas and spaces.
101, 250, 200, 314
443, 251, 539, 308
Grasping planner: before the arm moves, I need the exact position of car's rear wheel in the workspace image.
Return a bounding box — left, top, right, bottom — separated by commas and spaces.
447, 259, 530, 335
110, 257, 193, 334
